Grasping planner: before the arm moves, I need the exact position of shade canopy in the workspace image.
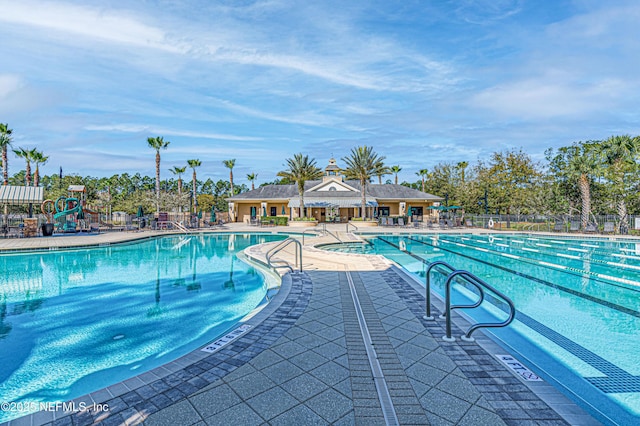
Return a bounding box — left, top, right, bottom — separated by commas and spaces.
428, 205, 460, 211
0, 185, 44, 205
288, 197, 378, 208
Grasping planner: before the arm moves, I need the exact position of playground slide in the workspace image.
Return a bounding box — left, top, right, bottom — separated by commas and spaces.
53, 198, 81, 220
53, 197, 82, 232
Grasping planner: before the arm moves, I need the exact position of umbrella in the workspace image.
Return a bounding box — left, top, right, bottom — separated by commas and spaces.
210, 206, 216, 223
281, 205, 286, 215
262, 206, 267, 217
407, 205, 412, 217
448, 205, 461, 210
198, 210, 202, 219
250, 206, 256, 217
137, 205, 144, 217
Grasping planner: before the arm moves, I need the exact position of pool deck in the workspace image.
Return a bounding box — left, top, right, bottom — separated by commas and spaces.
1, 224, 604, 426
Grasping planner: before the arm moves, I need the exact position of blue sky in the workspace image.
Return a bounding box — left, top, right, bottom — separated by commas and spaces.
1, 0, 639, 186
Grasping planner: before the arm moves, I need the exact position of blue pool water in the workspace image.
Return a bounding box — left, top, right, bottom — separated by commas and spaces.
325, 233, 640, 426
0, 233, 284, 422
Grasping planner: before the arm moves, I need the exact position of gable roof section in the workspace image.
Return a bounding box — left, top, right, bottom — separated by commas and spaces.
228, 181, 442, 201
367, 184, 442, 200
228, 184, 297, 200
306, 178, 358, 193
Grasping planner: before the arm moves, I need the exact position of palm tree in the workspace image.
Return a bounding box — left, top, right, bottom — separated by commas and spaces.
277, 154, 322, 218
187, 159, 201, 213
247, 172, 258, 190
457, 161, 468, 184
170, 165, 187, 212
342, 146, 386, 219
223, 159, 236, 196
147, 136, 170, 213
416, 168, 428, 192
599, 135, 640, 233
32, 150, 49, 187
390, 165, 402, 184
13, 147, 36, 186
375, 165, 390, 184
0, 123, 13, 185
565, 143, 599, 230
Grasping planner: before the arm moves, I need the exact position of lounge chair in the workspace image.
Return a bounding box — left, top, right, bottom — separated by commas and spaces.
603, 222, 615, 234
465, 219, 473, 227
380, 217, 388, 226
584, 223, 598, 233
553, 223, 564, 232
398, 217, 406, 227
569, 221, 580, 232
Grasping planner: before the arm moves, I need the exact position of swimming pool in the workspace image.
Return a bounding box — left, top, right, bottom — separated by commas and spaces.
325, 233, 640, 426
0, 233, 285, 423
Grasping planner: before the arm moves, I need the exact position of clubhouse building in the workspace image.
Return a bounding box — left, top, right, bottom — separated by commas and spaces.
227, 158, 443, 223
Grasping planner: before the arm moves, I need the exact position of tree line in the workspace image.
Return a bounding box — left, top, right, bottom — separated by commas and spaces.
2, 122, 639, 227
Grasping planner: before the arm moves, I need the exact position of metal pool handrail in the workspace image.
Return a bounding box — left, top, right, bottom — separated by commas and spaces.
266, 237, 303, 273
346, 222, 358, 233
442, 270, 516, 342
301, 223, 343, 244
424, 260, 457, 320
170, 221, 191, 234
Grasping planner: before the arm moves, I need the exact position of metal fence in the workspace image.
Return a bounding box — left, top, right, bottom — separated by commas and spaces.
465, 214, 640, 234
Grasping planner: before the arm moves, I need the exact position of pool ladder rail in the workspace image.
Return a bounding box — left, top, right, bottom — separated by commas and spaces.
266, 237, 303, 274
424, 260, 516, 342
301, 223, 342, 244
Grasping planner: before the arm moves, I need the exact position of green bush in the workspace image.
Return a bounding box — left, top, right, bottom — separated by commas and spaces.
261, 216, 288, 225
291, 217, 317, 222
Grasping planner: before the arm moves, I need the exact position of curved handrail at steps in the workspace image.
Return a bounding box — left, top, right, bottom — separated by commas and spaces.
301, 223, 343, 244
346, 222, 358, 233
442, 270, 515, 342
424, 260, 457, 320
170, 221, 191, 234
266, 237, 303, 273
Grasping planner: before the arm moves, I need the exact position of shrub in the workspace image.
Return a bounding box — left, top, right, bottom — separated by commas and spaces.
262, 216, 288, 225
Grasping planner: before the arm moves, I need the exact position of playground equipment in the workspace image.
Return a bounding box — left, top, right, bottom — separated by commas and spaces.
43, 185, 97, 233
54, 196, 82, 232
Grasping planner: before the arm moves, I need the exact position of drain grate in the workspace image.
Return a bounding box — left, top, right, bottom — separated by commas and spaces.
345, 269, 399, 426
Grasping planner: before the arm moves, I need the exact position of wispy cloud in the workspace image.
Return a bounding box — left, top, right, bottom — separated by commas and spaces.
0, 0, 184, 53
1, 0, 639, 184
85, 124, 263, 142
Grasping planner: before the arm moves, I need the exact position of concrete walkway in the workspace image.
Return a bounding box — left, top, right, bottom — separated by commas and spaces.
2, 224, 599, 425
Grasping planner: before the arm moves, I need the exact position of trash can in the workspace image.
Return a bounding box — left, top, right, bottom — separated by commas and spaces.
41, 223, 55, 237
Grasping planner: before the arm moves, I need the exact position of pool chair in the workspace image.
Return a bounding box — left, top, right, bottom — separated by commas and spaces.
603, 222, 615, 234
569, 221, 580, 232
380, 217, 388, 226
584, 223, 598, 233
553, 222, 564, 232
398, 217, 406, 227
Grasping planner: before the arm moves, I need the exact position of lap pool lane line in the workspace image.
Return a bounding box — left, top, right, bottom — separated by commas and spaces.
379, 236, 640, 417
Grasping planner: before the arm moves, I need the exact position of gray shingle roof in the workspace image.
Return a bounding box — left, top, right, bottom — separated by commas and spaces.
229, 180, 442, 201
